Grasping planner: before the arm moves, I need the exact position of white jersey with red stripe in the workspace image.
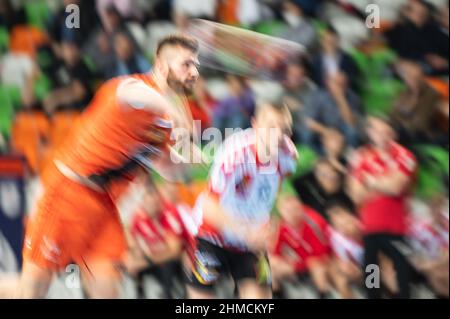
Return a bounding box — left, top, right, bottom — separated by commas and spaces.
408, 212, 449, 260
194, 128, 298, 250
328, 227, 364, 265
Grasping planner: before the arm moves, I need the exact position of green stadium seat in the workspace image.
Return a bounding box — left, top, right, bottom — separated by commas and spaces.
293, 145, 319, 178
34, 74, 52, 102
0, 86, 15, 139
24, 0, 51, 30
0, 26, 9, 54
349, 48, 404, 115
413, 145, 449, 199
253, 20, 288, 36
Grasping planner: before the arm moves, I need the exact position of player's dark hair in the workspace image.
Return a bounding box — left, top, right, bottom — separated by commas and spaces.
156, 34, 199, 55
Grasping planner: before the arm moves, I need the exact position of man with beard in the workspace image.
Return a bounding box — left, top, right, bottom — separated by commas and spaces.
0, 34, 200, 298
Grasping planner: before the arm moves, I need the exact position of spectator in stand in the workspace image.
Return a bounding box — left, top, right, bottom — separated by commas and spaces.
270, 194, 332, 299
124, 181, 195, 299
292, 159, 351, 221
281, 58, 318, 144
387, 0, 448, 75
320, 128, 347, 174
96, 0, 144, 23
302, 71, 362, 151
278, 1, 317, 52
348, 115, 417, 299
42, 40, 94, 114
430, 1, 449, 75
326, 197, 363, 299
213, 74, 255, 134
391, 59, 445, 147
0, 0, 26, 32
311, 24, 360, 92
48, 0, 101, 52
112, 31, 151, 77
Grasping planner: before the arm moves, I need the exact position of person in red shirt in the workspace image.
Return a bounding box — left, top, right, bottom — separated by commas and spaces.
348, 115, 417, 299
269, 193, 331, 299
325, 197, 364, 299
124, 180, 196, 298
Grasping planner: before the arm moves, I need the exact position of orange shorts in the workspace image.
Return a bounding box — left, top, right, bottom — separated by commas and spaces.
23, 166, 127, 276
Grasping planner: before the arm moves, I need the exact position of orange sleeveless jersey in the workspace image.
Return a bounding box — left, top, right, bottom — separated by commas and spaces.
54, 74, 170, 182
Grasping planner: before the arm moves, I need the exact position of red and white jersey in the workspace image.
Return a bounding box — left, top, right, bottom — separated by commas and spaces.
131, 202, 195, 251
349, 142, 417, 235
272, 206, 331, 272
328, 227, 364, 265
408, 213, 449, 260
195, 128, 298, 250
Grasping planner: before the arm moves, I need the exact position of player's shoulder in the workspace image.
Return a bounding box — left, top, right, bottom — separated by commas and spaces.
116, 74, 164, 110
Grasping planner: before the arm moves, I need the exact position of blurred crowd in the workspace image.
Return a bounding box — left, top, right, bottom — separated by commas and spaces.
0, 0, 449, 299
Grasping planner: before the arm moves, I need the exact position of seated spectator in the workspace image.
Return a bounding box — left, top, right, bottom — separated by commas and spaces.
84, 29, 116, 80
123, 181, 194, 299
311, 24, 360, 92
112, 32, 151, 77
0, 0, 27, 32
347, 115, 417, 299
48, 0, 100, 51
97, 0, 144, 23
278, 0, 317, 52
430, 1, 449, 75
302, 72, 362, 150
270, 194, 331, 299
42, 40, 94, 114
213, 75, 255, 134
320, 128, 347, 174
292, 159, 351, 221
281, 58, 318, 144
387, 0, 448, 75
326, 197, 363, 299
391, 60, 444, 147
408, 194, 449, 298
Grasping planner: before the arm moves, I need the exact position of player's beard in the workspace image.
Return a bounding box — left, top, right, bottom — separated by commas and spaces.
167, 68, 196, 95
